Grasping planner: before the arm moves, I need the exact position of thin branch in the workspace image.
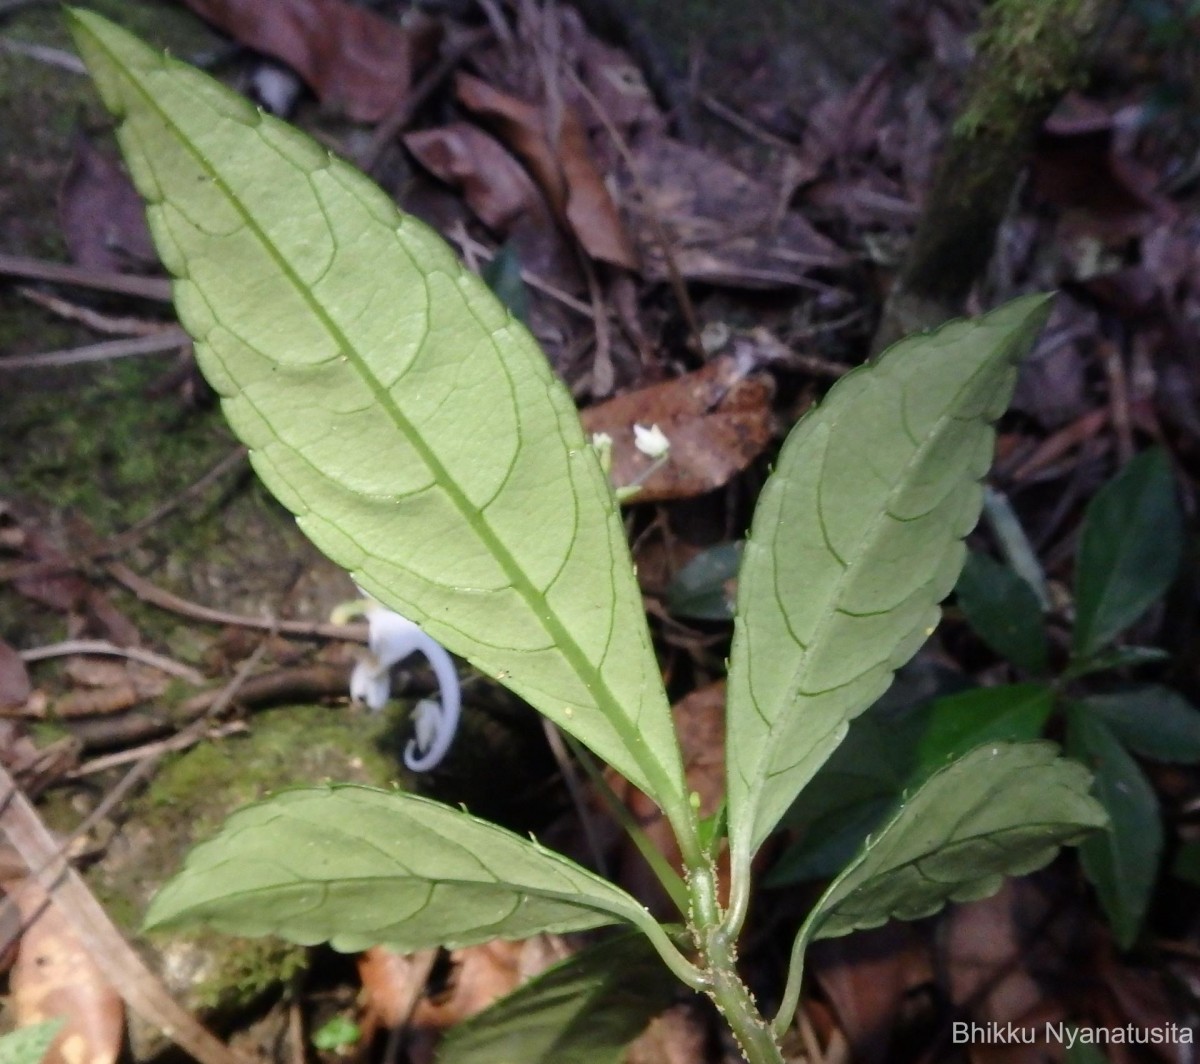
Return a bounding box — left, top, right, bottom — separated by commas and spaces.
0, 253, 173, 301
19, 639, 206, 686
107, 562, 366, 642
0, 328, 190, 370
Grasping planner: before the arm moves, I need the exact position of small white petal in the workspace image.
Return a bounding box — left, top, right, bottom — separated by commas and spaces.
633, 423, 670, 459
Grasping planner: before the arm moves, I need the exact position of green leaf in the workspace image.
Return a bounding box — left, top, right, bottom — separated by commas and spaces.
1079, 686, 1200, 764
311, 1016, 361, 1052
67, 10, 686, 813
481, 243, 530, 325
437, 933, 676, 1064
916, 683, 1054, 773
1063, 645, 1170, 680
144, 786, 660, 953
769, 681, 1055, 887
1067, 709, 1161, 947
725, 296, 1051, 866
0, 1020, 65, 1064
797, 741, 1105, 943
1073, 448, 1184, 658
666, 542, 742, 621
955, 552, 1047, 672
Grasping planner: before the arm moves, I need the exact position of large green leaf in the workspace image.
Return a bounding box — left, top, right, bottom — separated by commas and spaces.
1067, 710, 1161, 948
1073, 448, 1183, 659
725, 297, 1051, 867
66, 10, 685, 811
144, 786, 660, 953
796, 742, 1105, 944
437, 933, 676, 1064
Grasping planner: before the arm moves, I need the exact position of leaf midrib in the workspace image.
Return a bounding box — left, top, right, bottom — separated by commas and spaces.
95, 32, 679, 804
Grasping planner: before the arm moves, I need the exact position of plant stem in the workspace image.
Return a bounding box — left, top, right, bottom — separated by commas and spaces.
704, 925, 786, 1064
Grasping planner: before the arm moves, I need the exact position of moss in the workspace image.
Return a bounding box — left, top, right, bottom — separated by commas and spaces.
955, 0, 1098, 139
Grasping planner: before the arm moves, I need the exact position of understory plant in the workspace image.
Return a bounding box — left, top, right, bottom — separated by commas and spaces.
66, 11, 1108, 1063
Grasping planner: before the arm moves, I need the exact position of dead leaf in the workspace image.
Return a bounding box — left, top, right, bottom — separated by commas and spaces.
58, 137, 157, 273
404, 123, 544, 233
624, 135, 849, 287
579, 355, 774, 503
181, 0, 441, 122
358, 936, 568, 1042
624, 1002, 714, 1064
455, 73, 638, 269
3, 875, 124, 1064
810, 923, 932, 1064
0, 639, 31, 710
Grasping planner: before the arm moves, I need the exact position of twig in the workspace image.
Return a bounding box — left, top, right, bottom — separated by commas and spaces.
448, 228, 593, 316
564, 65, 704, 355
0, 765, 250, 1064
698, 91, 796, 151
1100, 338, 1134, 466
107, 562, 366, 642
105, 446, 248, 557
0, 36, 86, 73
19, 639, 206, 686
17, 286, 171, 336
0, 328, 190, 370
67, 721, 248, 778
0, 253, 173, 301
358, 27, 491, 175
540, 718, 609, 877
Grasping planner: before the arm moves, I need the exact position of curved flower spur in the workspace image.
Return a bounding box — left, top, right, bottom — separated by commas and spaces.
332, 593, 461, 772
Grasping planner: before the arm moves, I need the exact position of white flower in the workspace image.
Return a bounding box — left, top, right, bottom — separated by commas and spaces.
340, 593, 461, 772
633, 423, 670, 459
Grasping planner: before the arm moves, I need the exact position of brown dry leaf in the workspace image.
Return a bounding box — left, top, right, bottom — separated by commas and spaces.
579, 355, 774, 504
809, 923, 932, 1064
0, 639, 31, 710
624, 135, 849, 288
943, 881, 1071, 1064
181, 0, 441, 122
358, 936, 568, 1037
4, 875, 124, 1064
404, 123, 544, 233
455, 72, 638, 269
624, 1002, 714, 1064
58, 137, 157, 273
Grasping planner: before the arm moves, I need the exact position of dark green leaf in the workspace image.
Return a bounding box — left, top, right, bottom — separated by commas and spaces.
481, 243, 530, 325
955, 552, 1047, 672
1073, 449, 1183, 658
1079, 686, 1200, 763
437, 933, 676, 1064
144, 786, 660, 953
665, 542, 742, 621
1067, 709, 1161, 948
1064, 645, 1171, 680
916, 683, 1054, 773
798, 742, 1105, 943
